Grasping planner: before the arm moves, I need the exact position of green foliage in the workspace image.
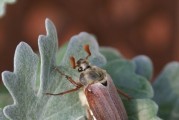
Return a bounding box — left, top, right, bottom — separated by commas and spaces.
103, 59, 153, 99
132, 55, 153, 80
0, 19, 161, 120
99, 47, 123, 61
153, 62, 179, 120
0, 0, 16, 17
124, 99, 161, 120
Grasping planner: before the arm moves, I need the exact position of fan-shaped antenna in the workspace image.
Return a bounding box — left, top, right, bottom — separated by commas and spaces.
70, 56, 76, 69
83, 44, 91, 60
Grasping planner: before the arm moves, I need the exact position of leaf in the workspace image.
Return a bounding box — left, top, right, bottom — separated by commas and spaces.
1, 18, 160, 120
132, 55, 153, 80
153, 62, 179, 120
103, 59, 154, 99
54, 43, 160, 120
56, 45, 122, 66
1, 19, 106, 120
170, 99, 179, 120
55, 45, 154, 99
56, 43, 68, 65
124, 99, 161, 120
61, 32, 106, 67
0, 0, 16, 17
0, 108, 7, 120
2, 41, 39, 120
100, 47, 123, 62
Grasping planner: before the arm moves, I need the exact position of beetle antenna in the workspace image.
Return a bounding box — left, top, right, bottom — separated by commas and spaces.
83, 44, 91, 60
70, 56, 76, 69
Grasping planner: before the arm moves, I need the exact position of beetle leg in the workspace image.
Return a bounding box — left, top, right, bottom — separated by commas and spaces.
117, 89, 132, 100
45, 67, 83, 96
45, 85, 82, 96
53, 67, 81, 87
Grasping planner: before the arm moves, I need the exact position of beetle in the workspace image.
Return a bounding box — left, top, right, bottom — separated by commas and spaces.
46, 45, 129, 120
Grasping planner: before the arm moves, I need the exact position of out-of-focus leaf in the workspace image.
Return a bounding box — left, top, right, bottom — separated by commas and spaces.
124, 99, 161, 120
100, 47, 123, 62
153, 62, 179, 120
103, 59, 153, 99
170, 99, 179, 120
0, 0, 16, 17
132, 55, 153, 80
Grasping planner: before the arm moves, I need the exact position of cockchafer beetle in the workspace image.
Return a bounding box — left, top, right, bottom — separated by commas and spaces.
46, 45, 130, 120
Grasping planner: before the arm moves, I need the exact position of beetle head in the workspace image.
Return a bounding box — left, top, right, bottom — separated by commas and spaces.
76, 58, 90, 72
69, 45, 91, 72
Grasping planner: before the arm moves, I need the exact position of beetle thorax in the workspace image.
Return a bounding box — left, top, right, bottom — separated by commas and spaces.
79, 66, 107, 86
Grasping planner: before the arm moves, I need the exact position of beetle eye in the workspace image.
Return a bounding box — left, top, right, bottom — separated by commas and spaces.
78, 67, 83, 72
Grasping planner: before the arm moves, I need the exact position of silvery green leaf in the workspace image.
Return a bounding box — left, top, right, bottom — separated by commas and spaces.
103, 59, 153, 98
0, 108, 7, 120
61, 32, 106, 67
0, 0, 16, 17
1, 19, 106, 120
56, 45, 122, 65
56, 43, 68, 65
153, 62, 179, 120
132, 55, 153, 80
2, 41, 39, 120
75, 116, 87, 120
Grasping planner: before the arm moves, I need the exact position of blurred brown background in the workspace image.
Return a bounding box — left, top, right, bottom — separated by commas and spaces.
0, 0, 179, 82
